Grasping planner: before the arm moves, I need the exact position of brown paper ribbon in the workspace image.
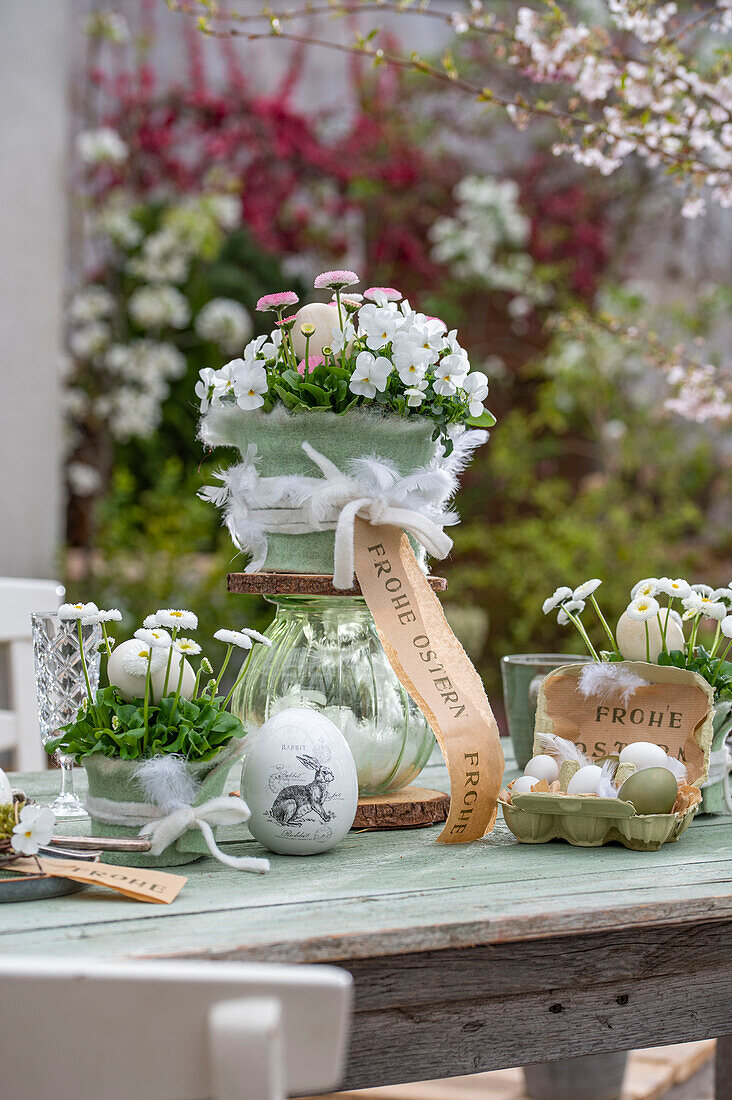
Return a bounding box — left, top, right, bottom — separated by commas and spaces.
9, 857, 187, 903
353, 519, 504, 842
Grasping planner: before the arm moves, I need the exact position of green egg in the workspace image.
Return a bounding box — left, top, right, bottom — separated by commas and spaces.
619, 767, 678, 816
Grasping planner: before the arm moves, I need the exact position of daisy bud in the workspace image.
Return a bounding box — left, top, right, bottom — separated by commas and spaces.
321, 345, 333, 356
111, 714, 120, 730
300, 322, 316, 337
201, 657, 213, 675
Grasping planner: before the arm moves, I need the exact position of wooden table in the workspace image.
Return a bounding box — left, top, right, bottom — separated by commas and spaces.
3, 751, 731, 1097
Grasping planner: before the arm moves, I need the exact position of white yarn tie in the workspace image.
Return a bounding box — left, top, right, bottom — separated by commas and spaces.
300, 442, 453, 589
87, 793, 270, 873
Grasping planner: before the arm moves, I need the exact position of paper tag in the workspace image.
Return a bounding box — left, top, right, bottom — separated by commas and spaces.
10, 857, 186, 904
353, 520, 504, 843
540, 665, 712, 781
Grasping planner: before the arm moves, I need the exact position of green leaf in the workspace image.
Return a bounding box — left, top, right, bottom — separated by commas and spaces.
466, 409, 497, 428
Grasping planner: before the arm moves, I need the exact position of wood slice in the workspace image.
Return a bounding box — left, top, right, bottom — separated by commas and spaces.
227, 572, 447, 597
353, 786, 450, 830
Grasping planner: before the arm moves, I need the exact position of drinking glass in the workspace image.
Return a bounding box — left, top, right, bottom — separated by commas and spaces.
501, 653, 590, 769
31, 612, 102, 818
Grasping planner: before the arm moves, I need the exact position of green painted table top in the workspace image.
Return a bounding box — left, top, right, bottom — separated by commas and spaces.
2, 749, 731, 964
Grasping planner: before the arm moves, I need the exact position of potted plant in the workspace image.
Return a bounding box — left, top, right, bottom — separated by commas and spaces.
48, 603, 272, 870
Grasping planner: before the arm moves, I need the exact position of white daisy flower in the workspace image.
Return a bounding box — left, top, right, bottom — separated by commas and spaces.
134, 627, 172, 649
626, 596, 661, 622
657, 577, 691, 599
58, 602, 98, 622
691, 583, 714, 596
558, 599, 586, 625
98, 608, 122, 623
155, 609, 198, 630
81, 606, 103, 626
143, 613, 160, 628
542, 586, 573, 615
240, 628, 273, 647
573, 579, 602, 600
631, 578, 659, 598
711, 588, 732, 607
174, 637, 202, 655
11, 805, 55, 856
122, 643, 167, 676
721, 615, 732, 639
214, 629, 253, 649
698, 598, 727, 621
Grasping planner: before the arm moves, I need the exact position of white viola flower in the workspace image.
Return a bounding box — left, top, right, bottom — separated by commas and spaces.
128, 284, 190, 330
214, 629, 253, 649
657, 577, 692, 599
155, 609, 198, 631
461, 371, 490, 417
410, 318, 447, 362
122, 642, 167, 676
195, 366, 236, 412
542, 586, 573, 614
558, 599, 586, 624
258, 329, 283, 361
134, 627, 172, 649
241, 335, 269, 363
573, 579, 602, 600
98, 608, 122, 623
11, 805, 55, 856
240, 628, 273, 646
58, 602, 98, 622
349, 352, 391, 398
174, 637, 202, 655
433, 354, 468, 396
631, 578, 659, 598
234, 361, 268, 411
77, 127, 128, 165
626, 595, 661, 622
392, 333, 432, 383
357, 303, 401, 351
405, 380, 429, 407
330, 321, 355, 354
721, 615, 732, 639
195, 298, 252, 355
70, 321, 111, 361
69, 285, 115, 325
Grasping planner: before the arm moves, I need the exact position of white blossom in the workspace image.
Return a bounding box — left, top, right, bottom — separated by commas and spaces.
11, 805, 55, 856
77, 127, 128, 165
349, 351, 391, 398
128, 285, 190, 330
195, 298, 252, 353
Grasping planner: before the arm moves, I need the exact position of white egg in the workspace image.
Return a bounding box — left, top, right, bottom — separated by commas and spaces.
150, 653, 195, 704
106, 640, 195, 703
511, 775, 539, 795
567, 764, 604, 795
241, 707, 358, 855
524, 754, 559, 783
290, 302, 348, 360
616, 607, 685, 662
0, 765, 13, 805
619, 741, 670, 771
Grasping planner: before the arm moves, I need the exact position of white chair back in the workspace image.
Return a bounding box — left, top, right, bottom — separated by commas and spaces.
0, 956, 352, 1100
0, 576, 63, 769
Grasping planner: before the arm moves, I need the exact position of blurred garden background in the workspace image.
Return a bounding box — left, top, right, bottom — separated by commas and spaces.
1, 0, 730, 703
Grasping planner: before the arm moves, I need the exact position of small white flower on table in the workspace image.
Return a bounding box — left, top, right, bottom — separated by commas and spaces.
11, 805, 55, 857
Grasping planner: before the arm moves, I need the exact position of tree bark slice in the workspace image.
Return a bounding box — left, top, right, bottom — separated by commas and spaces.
227, 572, 447, 597
354, 786, 450, 830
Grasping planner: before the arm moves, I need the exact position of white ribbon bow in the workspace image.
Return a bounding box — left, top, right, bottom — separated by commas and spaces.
300, 442, 453, 589
139, 796, 270, 873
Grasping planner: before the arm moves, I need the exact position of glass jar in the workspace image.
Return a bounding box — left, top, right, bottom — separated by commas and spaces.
231, 595, 435, 795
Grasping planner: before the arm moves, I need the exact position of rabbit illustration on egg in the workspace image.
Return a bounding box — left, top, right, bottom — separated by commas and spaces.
269, 755, 335, 825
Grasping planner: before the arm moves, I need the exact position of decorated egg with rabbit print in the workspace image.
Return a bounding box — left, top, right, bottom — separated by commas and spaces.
241, 707, 359, 855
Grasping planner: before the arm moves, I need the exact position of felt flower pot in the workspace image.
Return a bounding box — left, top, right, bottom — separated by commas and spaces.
200, 406, 442, 575
83, 743, 243, 867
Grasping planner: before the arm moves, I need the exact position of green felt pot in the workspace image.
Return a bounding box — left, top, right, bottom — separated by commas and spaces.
83, 743, 243, 867
203, 406, 440, 574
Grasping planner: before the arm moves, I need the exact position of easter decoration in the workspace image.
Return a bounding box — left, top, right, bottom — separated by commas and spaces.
197, 272, 505, 844
500, 576, 729, 849
241, 708, 359, 855
47, 604, 272, 870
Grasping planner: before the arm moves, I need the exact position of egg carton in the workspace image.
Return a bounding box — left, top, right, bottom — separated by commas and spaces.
499, 661, 714, 852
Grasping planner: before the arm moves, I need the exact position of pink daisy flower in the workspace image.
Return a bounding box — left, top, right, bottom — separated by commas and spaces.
298, 355, 325, 376
364, 286, 402, 304
276, 314, 298, 328
256, 291, 299, 312
314, 270, 359, 290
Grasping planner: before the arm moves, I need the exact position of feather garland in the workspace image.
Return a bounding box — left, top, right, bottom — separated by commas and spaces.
536, 731, 590, 767
577, 663, 648, 705
134, 755, 200, 812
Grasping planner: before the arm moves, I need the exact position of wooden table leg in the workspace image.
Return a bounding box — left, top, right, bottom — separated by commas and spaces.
716, 1035, 732, 1100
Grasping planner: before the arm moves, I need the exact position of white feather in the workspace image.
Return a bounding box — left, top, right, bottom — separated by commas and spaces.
664, 755, 688, 782
577, 663, 647, 706
597, 760, 619, 799
536, 731, 590, 766
134, 755, 200, 812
